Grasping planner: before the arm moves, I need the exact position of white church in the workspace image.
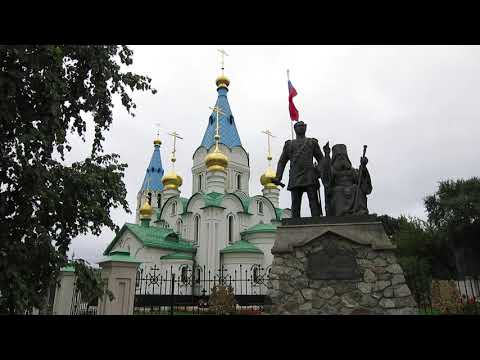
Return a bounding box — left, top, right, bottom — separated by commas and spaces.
103, 68, 291, 285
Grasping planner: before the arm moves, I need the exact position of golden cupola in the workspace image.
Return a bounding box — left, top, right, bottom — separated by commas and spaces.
260, 168, 278, 190
215, 74, 230, 89
205, 135, 229, 172
139, 201, 153, 219
260, 130, 278, 190
162, 151, 182, 191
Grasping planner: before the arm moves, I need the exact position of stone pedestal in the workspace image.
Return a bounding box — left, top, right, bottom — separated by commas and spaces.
97, 250, 142, 315
267, 216, 418, 315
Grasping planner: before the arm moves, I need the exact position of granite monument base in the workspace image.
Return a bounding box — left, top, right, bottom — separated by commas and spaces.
266, 216, 418, 315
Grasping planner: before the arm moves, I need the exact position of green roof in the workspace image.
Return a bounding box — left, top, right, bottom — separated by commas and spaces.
104, 223, 195, 256
160, 252, 194, 260
101, 250, 142, 263
241, 223, 277, 236
275, 208, 284, 220
220, 240, 263, 254
60, 265, 75, 273
201, 192, 225, 209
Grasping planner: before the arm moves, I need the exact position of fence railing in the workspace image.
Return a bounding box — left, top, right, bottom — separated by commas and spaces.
70, 284, 98, 315
134, 264, 270, 315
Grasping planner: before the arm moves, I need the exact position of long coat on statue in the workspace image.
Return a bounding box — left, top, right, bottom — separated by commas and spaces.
276, 138, 323, 190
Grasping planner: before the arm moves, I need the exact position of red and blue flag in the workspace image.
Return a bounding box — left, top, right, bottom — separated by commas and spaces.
288, 80, 299, 121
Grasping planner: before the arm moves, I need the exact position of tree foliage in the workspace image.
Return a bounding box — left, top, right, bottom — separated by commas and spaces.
425, 177, 480, 232
425, 178, 480, 275
72, 259, 114, 305
0, 45, 156, 314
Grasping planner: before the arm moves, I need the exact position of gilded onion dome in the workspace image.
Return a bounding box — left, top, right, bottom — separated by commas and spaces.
215, 74, 230, 89
162, 170, 183, 191
205, 142, 229, 172
139, 201, 153, 218
260, 166, 278, 190
153, 138, 162, 145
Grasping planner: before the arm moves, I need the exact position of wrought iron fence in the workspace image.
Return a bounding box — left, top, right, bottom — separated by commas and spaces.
70, 283, 98, 315
134, 264, 271, 315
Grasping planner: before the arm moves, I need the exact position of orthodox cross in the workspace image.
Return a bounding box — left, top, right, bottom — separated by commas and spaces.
217, 48, 229, 75
168, 131, 183, 166
261, 129, 276, 166
209, 105, 226, 145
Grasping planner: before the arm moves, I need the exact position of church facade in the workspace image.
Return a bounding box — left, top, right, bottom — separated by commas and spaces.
103, 71, 291, 289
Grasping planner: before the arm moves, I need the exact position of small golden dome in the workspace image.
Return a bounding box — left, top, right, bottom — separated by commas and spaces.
260, 167, 278, 190
139, 201, 153, 218
153, 139, 162, 145
205, 145, 229, 172
215, 74, 230, 89
162, 170, 182, 191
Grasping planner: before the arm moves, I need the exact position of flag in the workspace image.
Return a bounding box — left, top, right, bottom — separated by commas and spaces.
288, 80, 299, 121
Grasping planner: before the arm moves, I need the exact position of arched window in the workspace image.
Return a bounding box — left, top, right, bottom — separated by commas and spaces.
228, 215, 234, 244
181, 266, 188, 284
237, 174, 241, 190
258, 201, 264, 215
198, 174, 202, 192
157, 193, 161, 208
176, 219, 183, 234
147, 192, 152, 205
194, 215, 200, 244
171, 202, 176, 216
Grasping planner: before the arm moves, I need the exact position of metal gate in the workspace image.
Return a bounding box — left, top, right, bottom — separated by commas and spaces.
134, 264, 271, 315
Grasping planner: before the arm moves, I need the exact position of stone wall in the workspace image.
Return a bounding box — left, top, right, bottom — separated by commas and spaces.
267, 233, 417, 315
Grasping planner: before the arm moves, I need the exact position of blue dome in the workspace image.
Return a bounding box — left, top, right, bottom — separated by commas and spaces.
140, 143, 164, 192
200, 87, 242, 150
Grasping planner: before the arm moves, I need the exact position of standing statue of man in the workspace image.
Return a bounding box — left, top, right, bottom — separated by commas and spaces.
321, 143, 372, 216
273, 121, 326, 218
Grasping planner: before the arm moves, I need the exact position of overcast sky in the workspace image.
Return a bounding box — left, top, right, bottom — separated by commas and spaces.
67, 45, 480, 265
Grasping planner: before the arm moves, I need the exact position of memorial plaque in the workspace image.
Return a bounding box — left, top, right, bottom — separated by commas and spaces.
307, 244, 361, 280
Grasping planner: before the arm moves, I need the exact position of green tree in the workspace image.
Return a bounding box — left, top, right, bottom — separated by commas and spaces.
0, 45, 156, 314
425, 177, 480, 276
391, 216, 434, 304
425, 177, 480, 232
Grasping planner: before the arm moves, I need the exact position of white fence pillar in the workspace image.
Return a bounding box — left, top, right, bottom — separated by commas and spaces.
97, 250, 141, 315
52, 266, 76, 315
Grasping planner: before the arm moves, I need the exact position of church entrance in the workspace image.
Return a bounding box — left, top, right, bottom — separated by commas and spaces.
133, 264, 271, 315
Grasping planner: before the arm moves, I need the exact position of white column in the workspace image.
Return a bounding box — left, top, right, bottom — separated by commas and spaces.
52, 267, 76, 315
206, 170, 226, 194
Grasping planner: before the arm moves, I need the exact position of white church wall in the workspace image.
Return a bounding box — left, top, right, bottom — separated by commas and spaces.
244, 232, 277, 270
249, 195, 277, 223
192, 144, 250, 194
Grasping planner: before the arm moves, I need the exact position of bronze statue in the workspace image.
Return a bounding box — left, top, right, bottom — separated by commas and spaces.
273, 121, 326, 218
320, 143, 372, 216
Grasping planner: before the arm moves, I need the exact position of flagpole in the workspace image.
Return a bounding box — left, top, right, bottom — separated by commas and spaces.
287, 69, 294, 140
